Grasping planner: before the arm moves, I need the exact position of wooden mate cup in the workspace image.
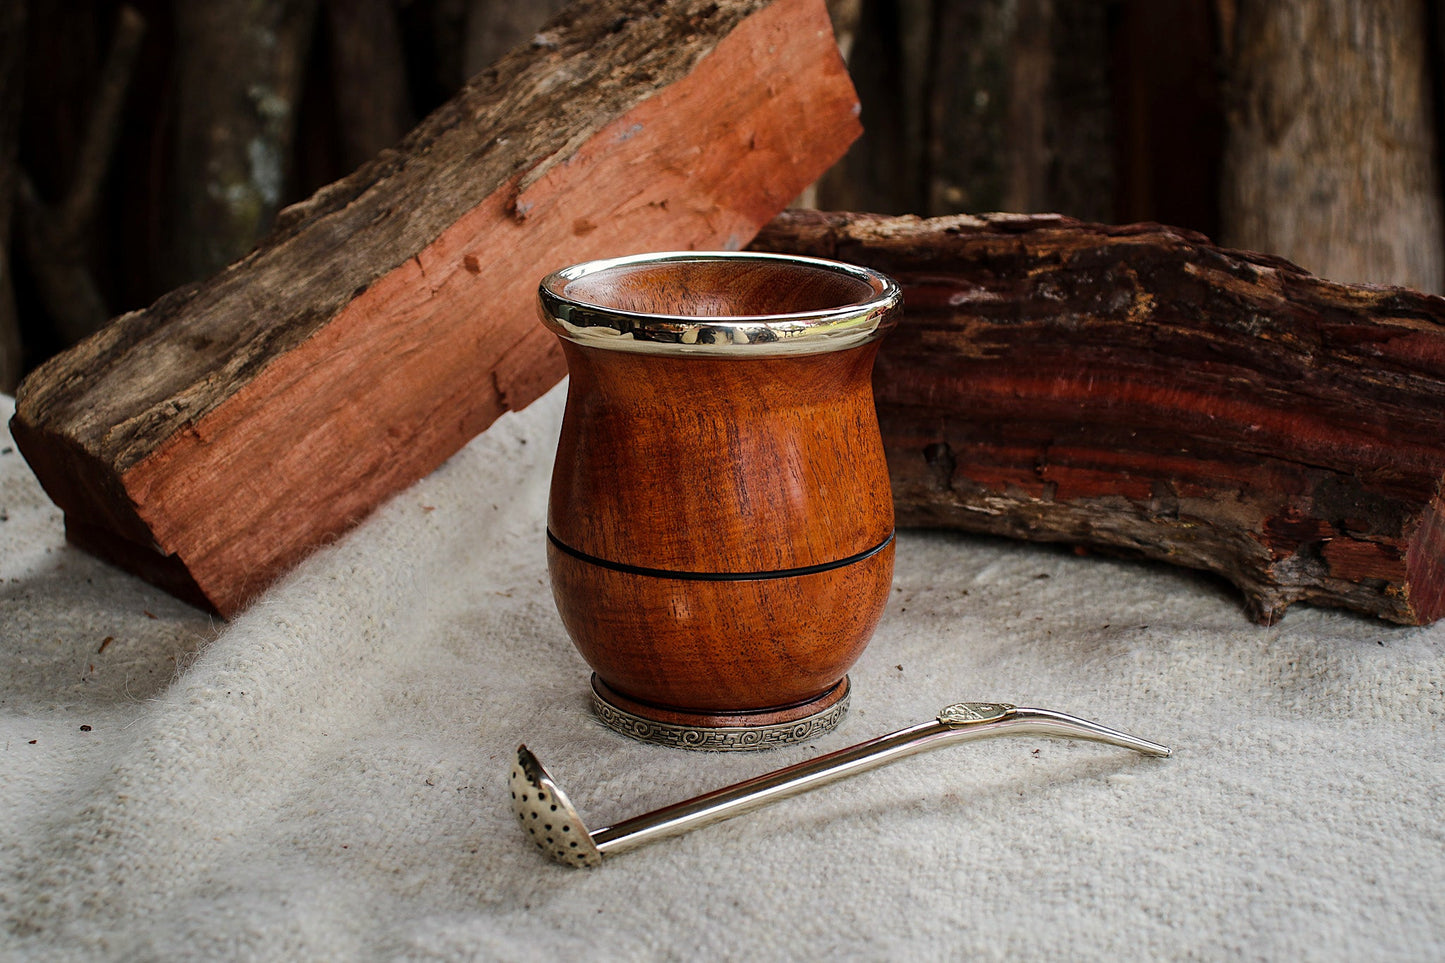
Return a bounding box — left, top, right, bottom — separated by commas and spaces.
537, 252, 901, 749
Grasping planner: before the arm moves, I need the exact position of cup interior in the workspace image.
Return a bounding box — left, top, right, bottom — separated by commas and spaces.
558, 258, 880, 319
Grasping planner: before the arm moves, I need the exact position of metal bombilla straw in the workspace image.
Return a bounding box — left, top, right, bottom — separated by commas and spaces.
511, 702, 1171, 867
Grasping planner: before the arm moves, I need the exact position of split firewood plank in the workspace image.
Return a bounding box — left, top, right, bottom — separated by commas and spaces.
11, 0, 861, 616
752, 209, 1445, 625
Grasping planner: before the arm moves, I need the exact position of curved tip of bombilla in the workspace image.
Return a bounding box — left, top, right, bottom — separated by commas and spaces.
1008, 707, 1172, 758
510, 746, 602, 868
936, 702, 1171, 757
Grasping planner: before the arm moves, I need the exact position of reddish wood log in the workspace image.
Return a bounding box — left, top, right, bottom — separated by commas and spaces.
10, 0, 861, 617
752, 209, 1445, 625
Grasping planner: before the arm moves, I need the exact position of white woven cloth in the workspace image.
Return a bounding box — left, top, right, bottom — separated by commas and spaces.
2, 386, 1442, 960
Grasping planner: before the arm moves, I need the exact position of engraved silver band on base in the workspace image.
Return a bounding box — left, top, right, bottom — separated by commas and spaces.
590, 677, 851, 751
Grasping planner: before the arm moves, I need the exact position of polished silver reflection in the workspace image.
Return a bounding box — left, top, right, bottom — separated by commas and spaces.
537, 251, 901, 357
510, 702, 1171, 867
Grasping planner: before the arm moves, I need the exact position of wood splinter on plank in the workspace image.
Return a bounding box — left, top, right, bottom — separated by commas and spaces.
753, 209, 1445, 625
11, 0, 862, 617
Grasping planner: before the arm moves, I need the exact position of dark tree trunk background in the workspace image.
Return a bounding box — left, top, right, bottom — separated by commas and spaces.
2, 0, 1444, 393
165, 0, 318, 289
0, 0, 25, 393
816, 0, 1220, 227
322, 0, 413, 173
1219, 0, 1444, 291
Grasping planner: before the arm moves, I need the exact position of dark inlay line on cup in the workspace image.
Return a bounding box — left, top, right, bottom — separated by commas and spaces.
546, 529, 895, 582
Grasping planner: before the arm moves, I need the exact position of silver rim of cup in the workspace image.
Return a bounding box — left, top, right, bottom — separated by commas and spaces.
537, 251, 901, 357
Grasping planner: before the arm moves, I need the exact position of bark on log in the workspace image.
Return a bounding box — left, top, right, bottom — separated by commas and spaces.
11, 0, 861, 616
752, 209, 1445, 625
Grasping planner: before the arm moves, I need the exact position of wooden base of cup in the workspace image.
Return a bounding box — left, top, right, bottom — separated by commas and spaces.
590, 675, 850, 751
